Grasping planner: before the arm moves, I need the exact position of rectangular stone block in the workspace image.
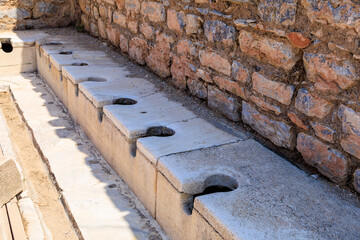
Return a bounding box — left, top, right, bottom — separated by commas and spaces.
99, 114, 135, 185
130, 151, 157, 217
193, 209, 222, 240
49, 64, 68, 106
0, 47, 36, 77
36, 44, 53, 87
77, 90, 102, 144
156, 172, 197, 240
159, 140, 360, 240
242, 101, 295, 149
239, 30, 300, 70
73, 97, 157, 216
0, 158, 23, 206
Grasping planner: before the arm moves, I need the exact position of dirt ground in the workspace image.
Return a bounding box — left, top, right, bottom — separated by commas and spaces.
0, 91, 80, 240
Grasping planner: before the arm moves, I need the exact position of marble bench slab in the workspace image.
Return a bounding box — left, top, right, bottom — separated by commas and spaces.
0, 31, 48, 76
79, 72, 156, 108
158, 139, 360, 240
103, 93, 195, 139
49, 51, 115, 70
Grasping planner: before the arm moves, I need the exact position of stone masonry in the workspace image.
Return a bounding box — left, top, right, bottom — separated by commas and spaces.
1, 0, 359, 192
0, 0, 78, 30
78, 0, 360, 192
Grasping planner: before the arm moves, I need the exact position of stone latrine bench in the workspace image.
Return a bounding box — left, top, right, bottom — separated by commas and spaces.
1, 30, 360, 240
0, 31, 48, 77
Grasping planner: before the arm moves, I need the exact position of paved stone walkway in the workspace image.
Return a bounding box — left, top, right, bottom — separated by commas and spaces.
0, 74, 167, 240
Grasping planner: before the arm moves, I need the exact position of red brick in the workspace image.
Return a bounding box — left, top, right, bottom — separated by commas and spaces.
295, 88, 333, 119
286, 32, 311, 48
239, 31, 300, 70
214, 76, 247, 99
297, 132, 349, 184
288, 112, 308, 130
199, 50, 231, 76
252, 72, 294, 105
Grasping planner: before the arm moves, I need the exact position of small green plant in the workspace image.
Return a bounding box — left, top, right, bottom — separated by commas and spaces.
75, 21, 85, 33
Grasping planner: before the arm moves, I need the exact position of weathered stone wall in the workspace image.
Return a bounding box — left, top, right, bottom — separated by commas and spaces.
0, 0, 78, 31
81, 0, 360, 191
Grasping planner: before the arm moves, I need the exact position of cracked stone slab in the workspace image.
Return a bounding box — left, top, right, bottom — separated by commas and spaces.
79, 72, 157, 108
103, 93, 196, 139
159, 140, 360, 240
137, 118, 240, 165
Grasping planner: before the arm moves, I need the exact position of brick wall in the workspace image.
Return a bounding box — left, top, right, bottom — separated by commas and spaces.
81, 0, 360, 192
0, 0, 78, 31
